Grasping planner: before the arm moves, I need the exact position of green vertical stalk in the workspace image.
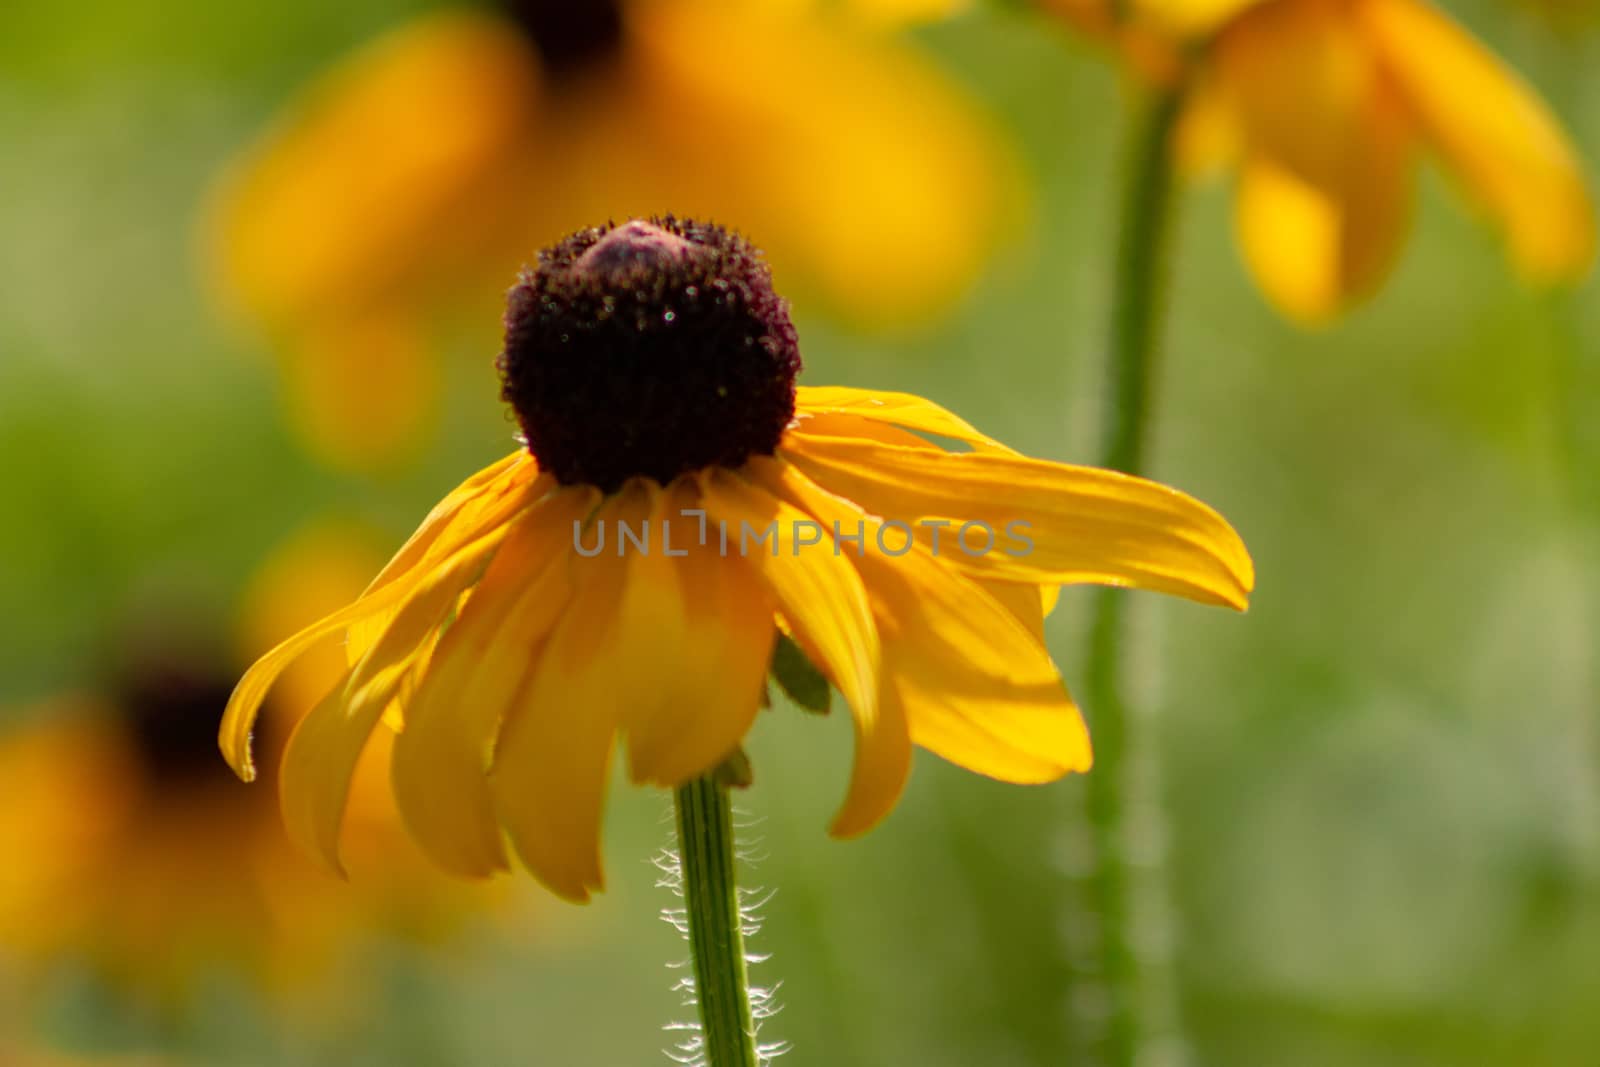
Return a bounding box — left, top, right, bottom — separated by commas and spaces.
1099, 82, 1183, 476
1073, 78, 1187, 1067
675, 775, 759, 1067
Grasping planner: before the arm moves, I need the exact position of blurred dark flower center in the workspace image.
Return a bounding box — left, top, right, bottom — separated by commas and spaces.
498, 217, 802, 493
502, 0, 625, 74
121, 660, 247, 785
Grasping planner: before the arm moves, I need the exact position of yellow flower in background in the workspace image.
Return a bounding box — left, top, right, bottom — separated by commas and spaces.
1040, 0, 1596, 321
204, 0, 1021, 470
0, 525, 480, 1007
220, 218, 1253, 903
0, 1045, 164, 1067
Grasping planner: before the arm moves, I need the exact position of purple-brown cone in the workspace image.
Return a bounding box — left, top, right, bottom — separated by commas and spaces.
498, 218, 802, 493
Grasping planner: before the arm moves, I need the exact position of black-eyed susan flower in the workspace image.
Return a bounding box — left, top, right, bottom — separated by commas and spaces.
204, 0, 1021, 470
0, 529, 480, 1007
1039, 0, 1596, 321
221, 217, 1254, 903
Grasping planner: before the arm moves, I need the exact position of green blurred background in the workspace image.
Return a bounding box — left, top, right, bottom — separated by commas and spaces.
2, 1, 1597, 1064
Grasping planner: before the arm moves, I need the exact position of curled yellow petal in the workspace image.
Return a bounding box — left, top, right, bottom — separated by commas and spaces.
277, 519, 518, 874
234, 519, 389, 726
829, 681, 913, 839
783, 433, 1254, 610
1358, 0, 1595, 280
221, 570, 418, 782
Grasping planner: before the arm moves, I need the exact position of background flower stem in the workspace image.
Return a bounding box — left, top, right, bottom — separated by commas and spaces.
675, 775, 759, 1067
1072, 75, 1187, 1067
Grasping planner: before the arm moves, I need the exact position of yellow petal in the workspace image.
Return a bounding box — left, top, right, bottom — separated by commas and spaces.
1134, 0, 1273, 37
830, 680, 912, 838
699, 468, 882, 735
758, 458, 1087, 799
220, 486, 530, 782
277, 518, 518, 873
488, 497, 638, 902
902, 673, 1091, 783
347, 458, 543, 670
392, 486, 596, 877
273, 673, 359, 876
1212, 0, 1379, 187
356, 452, 535, 601
617, 480, 777, 787
1357, 0, 1595, 280
783, 433, 1254, 610
234, 519, 389, 728
788, 411, 931, 452
732, 460, 908, 831
343, 516, 517, 725
976, 578, 1050, 642
741, 458, 914, 835
221, 567, 418, 781
796, 386, 1018, 454
1175, 70, 1243, 179
1233, 82, 1413, 322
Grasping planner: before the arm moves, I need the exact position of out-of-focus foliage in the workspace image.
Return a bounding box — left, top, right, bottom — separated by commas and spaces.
1, 0, 1596, 1064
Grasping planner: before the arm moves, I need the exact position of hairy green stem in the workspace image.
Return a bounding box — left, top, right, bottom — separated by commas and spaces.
1073, 78, 1187, 1066
675, 776, 759, 1067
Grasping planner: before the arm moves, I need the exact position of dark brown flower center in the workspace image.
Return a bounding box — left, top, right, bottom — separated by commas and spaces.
502, 0, 625, 75
498, 218, 802, 492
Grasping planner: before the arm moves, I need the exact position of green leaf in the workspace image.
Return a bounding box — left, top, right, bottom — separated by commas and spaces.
769, 633, 831, 715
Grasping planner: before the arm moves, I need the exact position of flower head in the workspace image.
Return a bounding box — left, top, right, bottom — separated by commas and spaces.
0, 531, 481, 1006
500, 219, 800, 490
222, 219, 1254, 903
204, 0, 1022, 469
1043, 0, 1596, 321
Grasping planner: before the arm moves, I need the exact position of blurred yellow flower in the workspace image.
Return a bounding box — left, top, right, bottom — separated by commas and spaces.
204, 0, 1022, 470
0, 1045, 164, 1067
220, 218, 1253, 903
1042, 0, 1596, 321
0, 524, 480, 1007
